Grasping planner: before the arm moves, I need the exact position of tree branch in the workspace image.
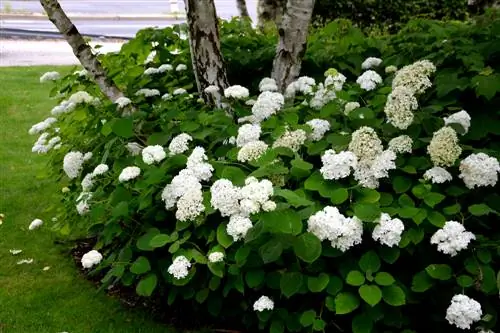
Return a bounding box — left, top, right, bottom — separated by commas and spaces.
236, 0, 250, 17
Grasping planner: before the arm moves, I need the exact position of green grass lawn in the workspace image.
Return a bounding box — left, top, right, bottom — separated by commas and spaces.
0, 66, 175, 333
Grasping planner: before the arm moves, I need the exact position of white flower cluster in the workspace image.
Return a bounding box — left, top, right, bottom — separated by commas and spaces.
272, 129, 307, 152
320, 150, 358, 180
115, 97, 132, 109
344, 101, 361, 115
208, 252, 225, 263
444, 110, 471, 134
324, 70, 347, 91
162, 93, 172, 100
244, 91, 285, 123
459, 153, 500, 189
176, 64, 187, 71
142, 145, 167, 165
168, 133, 192, 155
392, 60, 436, 95
424, 166, 453, 184
224, 85, 250, 99
74, 69, 88, 77
211, 177, 275, 241
32, 133, 61, 154
307, 206, 363, 251
126, 142, 143, 156
144, 50, 157, 64
29, 218, 43, 230
40, 71, 60, 83
173, 88, 187, 96
51, 100, 76, 116
372, 213, 404, 247
81, 250, 103, 269
143, 63, 173, 75
29, 117, 57, 135
236, 124, 262, 147
253, 296, 274, 312
361, 57, 382, 69
349, 127, 383, 163
161, 147, 213, 222
431, 221, 475, 256
168, 255, 191, 279
135, 88, 160, 97
237, 140, 268, 162
384, 86, 418, 129
259, 78, 278, 92
63, 151, 88, 179
428, 127, 462, 167
69, 91, 98, 105
356, 70, 382, 91
385, 65, 398, 73
306, 119, 331, 141
446, 294, 482, 330
309, 83, 337, 109
204, 85, 220, 94
388, 135, 413, 154
76, 191, 92, 215
118, 166, 141, 182
285, 76, 316, 97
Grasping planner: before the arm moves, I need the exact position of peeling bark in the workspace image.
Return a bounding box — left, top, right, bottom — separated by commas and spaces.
271, 0, 315, 92
40, 0, 126, 103
184, 0, 229, 105
236, 0, 250, 17
257, 0, 286, 29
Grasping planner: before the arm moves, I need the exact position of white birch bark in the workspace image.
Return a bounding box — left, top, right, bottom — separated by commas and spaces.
236, 0, 250, 17
271, 0, 316, 92
257, 0, 286, 29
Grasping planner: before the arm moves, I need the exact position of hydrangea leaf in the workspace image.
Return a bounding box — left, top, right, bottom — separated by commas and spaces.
136, 273, 157, 297
382, 285, 406, 306
346, 270, 366, 286
280, 272, 304, 298
293, 233, 322, 263
130, 256, 151, 275
425, 264, 452, 280
334, 292, 360, 314
307, 273, 330, 292
358, 284, 382, 306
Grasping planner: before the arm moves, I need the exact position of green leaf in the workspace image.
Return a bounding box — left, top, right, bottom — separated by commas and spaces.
195, 288, 210, 304
207, 262, 224, 278
392, 176, 412, 193
352, 314, 373, 333
274, 189, 314, 208
130, 256, 151, 275
291, 158, 313, 171
326, 276, 344, 296
245, 270, 265, 288
477, 249, 492, 264
358, 285, 382, 306
443, 203, 461, 215
111, 201, 128, 218
359, 250, 381, 273
300, 310, 316, 327
307, 273, 330, 292
136, 273, 157, 296
270, 319, 285, 333
217, 224, 233, 248
411, 271, 434, 292
280, 272, 304, 298
136, 228, 160, 251
112, 118, 134, 138
312, 319, 326, 331
457, 275, 474, 288
468, 204, 494, 216
355, 188, 380, 204
353, 203, 381, 222
426, 264, 452, 280
382, 285, 406, 306
330, 188, 349, 205
149, 234, 174, 248
427, 211, 446, 227
261, 209, 303, 235
221, 166, 246, 186
375, 272, 395, 286
346, 270, 365, 286
424, 193, 446, 208
259, 239, 283, 264
378, 247, 400, 264
411, 184, 429, 199
293, 233, 322, 263
335, 292, 360, 314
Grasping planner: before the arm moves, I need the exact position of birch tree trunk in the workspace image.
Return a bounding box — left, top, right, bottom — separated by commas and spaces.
236, 0, 250, 17
271, 0, 316, 92
257, 0, 286, 29
184, 0, 229, 105
40, 0, 126, 103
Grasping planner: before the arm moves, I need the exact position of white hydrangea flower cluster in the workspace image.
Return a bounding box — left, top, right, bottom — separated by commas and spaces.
272, 129, 307, 152
427, 127, 462, 167
135, 88, 160, 97
126, 142, 143, 156
29, 218, 43, 230
385, 65, 398, 73
444, 110, 471, 134
236, 124, 262, 147
324, 69, 347, 91
348, 127, 383, 163
63, 151, 88, 179
76, 191, 92, 215
168, 255, 191, 279
259, 77, 278, 92
309, 83, 337, 109
74, 69, 88, 77
142, 145, 167, 165
424, 166, 453, 184
446, 294, 482, 330
242, 91, 285, 123
81, 250, 103, 268
224, 85, 250, 99
344, 101, 361, 115
285, 76, 316, 97
118, 166, 141, 182
306, 119, 331, 141
210, 177, 275, 241
144, 50, 156, 64
361, 57, 382, 69
204, 85, 220, 94
356, 70, 383, 91
32, 133, 61, 154
320, 150, 358, 180
115, 97, 132, 109
176, 64, 187, 71
388, 135, 413, 154
307, 206, 363, 252
69, 91, 98, 105
392, 60, 436, 95
29, 117, 57, 135
430, 221, 475, 256
40, 71, 60, 82
173, 88, 187, 96
143, 63, 173, 75
168, 133, 193, 155
253, 296, 274, 312
51, 100, 77, 116
162, 93, 172, 100
459, 153, 499, 189
161, 147, 213, 222
208, 252, 225, 263
237, 141, 268, 162
372, 213, 404, 247
384, 86, 418, 129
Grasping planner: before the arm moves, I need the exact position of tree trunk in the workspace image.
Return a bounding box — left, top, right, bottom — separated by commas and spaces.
40, 0, 127, 104
271, 0, 315, 92
257, 0, 286, 29
184, 0, 229, 105
236, 0, 250, 17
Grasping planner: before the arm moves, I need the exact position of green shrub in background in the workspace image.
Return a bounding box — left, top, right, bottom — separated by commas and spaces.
31, 15, 500, 333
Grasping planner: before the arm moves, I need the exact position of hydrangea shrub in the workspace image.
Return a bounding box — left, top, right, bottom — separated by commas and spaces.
33, 33, 500, 333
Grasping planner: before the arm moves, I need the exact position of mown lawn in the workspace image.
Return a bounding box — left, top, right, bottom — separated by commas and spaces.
0, 66, 174, 333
